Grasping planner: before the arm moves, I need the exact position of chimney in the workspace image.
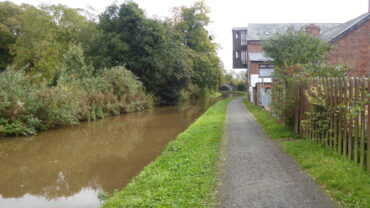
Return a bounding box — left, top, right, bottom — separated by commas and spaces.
305, 23, 321, 36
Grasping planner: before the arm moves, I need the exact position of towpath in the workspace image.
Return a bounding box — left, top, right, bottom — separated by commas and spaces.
218, 97, 334, 208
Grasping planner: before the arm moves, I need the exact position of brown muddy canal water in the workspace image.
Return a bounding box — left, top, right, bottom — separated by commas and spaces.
0, 98, 223, 208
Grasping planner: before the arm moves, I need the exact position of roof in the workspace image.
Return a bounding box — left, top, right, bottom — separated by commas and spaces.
321, 13, 370, 42
232, 27, 248, 31
248, 52, 272, 62
246, 23, 340, 40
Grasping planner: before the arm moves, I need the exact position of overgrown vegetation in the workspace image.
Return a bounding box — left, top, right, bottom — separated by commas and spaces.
243, 99, 370, 208
101, 98, 234, 208
221, 70, 247, 91
0, 0, 225, 135
262, 28, 346, 126
85, 1, 223, 104
0, 61, 153, 136
301, 83, 331, 135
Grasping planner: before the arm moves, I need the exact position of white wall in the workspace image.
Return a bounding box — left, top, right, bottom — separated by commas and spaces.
250, 74, 272, 87
249, 87, 254, 102
248, 74, 272, 103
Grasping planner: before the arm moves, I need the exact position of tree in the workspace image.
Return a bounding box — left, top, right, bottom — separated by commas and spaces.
262, 28, 346, 126
90, 1, 191, 105
0, 1, 23, 71
172, 1, 223, 92
262, 28, 345, 81
221, 70, 246, 91
11, 4, 95, 82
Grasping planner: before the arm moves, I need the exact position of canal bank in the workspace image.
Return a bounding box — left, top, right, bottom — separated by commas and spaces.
101, 97, 236, 208
0, 97, 220, 208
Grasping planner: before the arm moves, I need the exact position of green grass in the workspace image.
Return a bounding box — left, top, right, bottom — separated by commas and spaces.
243, 100, 295, 139
101, 98, 235, 208
243, 99, 370, 208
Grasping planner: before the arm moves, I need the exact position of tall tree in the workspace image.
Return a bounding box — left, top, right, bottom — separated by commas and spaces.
11, 4, 95, 81
172, 1, 222, 91
0, 1, 23, 71
90, 1, 191, 104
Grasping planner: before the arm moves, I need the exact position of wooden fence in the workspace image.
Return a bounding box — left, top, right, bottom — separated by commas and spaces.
285, 77, 370, 172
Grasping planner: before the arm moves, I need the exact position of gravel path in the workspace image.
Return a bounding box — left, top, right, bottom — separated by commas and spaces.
217, 97, 335, 208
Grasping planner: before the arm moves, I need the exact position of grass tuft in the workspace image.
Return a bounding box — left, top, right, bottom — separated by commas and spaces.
243, 99, 370, 208
101, 98, 235, 208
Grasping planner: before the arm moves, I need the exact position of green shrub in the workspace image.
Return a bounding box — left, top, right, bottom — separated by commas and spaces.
0, 66, 153, 136
0, 70, 79, 135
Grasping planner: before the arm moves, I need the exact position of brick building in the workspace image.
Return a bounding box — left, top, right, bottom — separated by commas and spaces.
233, 8, 370, 107
323, 13, 370, 76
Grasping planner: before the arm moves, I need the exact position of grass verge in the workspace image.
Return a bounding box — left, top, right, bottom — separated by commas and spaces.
243, 99, 370, 208
101, 97, 235, 208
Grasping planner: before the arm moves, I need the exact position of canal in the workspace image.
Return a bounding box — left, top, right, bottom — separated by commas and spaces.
0, 97, 223, 208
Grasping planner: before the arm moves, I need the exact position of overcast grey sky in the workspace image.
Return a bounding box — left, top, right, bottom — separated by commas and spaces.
6, 0, 369, 71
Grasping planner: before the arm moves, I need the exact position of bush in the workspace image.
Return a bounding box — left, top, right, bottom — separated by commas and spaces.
0, 66, 153, 136
237, 83, 246, 91
0, 70, 79, 135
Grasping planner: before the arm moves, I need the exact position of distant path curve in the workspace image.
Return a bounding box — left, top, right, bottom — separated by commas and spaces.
217, 97, 335, 208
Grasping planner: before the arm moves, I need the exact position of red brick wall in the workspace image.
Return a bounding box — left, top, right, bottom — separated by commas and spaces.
327, 20, 370, 76
247, 41, 263, 53
249, 62, 260, 74
247, 40, 263, 83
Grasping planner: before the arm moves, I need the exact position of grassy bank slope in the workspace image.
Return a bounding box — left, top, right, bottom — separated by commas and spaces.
243, 99, 370, 208
102, 98, 234, 208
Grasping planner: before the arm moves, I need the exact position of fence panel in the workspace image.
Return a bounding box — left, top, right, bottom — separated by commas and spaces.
278, 77, 370, 172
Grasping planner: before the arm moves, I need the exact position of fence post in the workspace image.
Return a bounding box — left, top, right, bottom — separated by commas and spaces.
367, 78, 370, 172
338, 78, 343, 154
360, 79, 366, 167
354, 78, 359, 164
333, 78, 338, 151
294, 81, 299, 134
348, 78, 353, 160
343, 78, 348, 157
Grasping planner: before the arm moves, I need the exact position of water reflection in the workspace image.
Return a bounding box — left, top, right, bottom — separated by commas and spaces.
0, 188, 99, 208
0, 99, 216, 208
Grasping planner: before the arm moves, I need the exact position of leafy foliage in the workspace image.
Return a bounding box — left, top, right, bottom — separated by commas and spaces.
221, 70, 247, 91
301, 84, 331, 134
0, 1, 223, 135
86, 2, 191, 105
10, 3, 96, 81
0, 1, 23, 71
0, 57, 153, 136
262, 28, 347, 126
262, 28, 347, 81
173, 1, 223, 92
86, 1, 222, 104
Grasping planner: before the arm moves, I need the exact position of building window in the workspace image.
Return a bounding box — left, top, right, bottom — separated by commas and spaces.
235, 51, 239, 59
235, 32, 239, 39
259, 64, 274, 77
241, 50, 246, 65
241, 31, 247, 45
